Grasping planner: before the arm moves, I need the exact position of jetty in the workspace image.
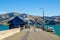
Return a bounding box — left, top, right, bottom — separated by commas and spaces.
0, 27, 60, 40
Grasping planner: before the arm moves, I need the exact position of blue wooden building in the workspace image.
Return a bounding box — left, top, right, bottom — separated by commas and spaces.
8, 16, 26, 29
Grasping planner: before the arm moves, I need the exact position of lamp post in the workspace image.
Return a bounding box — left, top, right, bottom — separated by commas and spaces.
40, 8, 45, 26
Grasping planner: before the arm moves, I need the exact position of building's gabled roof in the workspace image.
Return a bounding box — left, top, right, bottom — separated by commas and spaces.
8, 16, 26, 25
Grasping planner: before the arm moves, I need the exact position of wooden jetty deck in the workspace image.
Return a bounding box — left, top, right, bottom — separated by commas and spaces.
3, 27, 60, 40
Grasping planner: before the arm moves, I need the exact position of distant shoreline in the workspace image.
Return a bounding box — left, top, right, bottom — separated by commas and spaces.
0, 24, 8, 26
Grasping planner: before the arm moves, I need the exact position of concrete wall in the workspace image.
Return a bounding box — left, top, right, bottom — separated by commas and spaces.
0, 28, 20, 40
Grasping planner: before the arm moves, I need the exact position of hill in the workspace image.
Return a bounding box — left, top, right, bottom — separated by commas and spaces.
0, 12, 42, 25
0, 12, 60, 25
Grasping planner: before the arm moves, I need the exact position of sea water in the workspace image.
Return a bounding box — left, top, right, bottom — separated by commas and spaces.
0, 25, 9, 31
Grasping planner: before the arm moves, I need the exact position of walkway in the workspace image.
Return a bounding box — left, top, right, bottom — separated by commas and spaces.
3, 27, 60, 40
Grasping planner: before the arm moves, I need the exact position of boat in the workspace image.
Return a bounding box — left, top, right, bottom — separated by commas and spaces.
47, 27, 55, 32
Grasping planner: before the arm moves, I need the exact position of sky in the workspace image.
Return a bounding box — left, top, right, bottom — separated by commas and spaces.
0, 0, 60, 16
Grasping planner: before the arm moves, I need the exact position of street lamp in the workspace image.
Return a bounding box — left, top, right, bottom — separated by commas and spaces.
40, 8, 45, 26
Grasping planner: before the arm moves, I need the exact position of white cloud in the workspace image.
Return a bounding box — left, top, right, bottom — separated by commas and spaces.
0, 12, 8, 15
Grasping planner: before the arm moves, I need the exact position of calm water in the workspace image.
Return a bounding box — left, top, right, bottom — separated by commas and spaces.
0, 25, 60, 36
0, 25, 9, 31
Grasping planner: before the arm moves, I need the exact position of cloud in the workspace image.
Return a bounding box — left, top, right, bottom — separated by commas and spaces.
0, 12, 8, 14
